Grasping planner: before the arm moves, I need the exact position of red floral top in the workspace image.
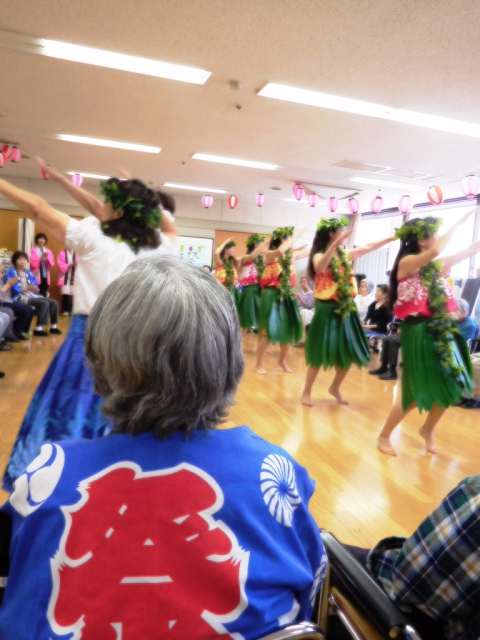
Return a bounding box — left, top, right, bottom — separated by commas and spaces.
314, 268, 358, 302
260, 262, 296, 289
215, 264, 238, 287
239, 261, 259, 287
395, 272, 457, 319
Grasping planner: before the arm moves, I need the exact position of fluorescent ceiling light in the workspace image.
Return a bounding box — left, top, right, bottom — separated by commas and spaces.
192, 153, 278, 171
164, 183, 227, 193
351, 177, 424, 191
60, 134, 160, 153
258, 83, 480, 139
40, 39, 211, 85
68, 171, 110, 180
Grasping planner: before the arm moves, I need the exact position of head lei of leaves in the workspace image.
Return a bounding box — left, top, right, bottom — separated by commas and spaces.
271, 226, 294, 242
316, 217, 349, 234
245, 233, 266, 249
394, 216, 442, 243
100, 179, 162, 253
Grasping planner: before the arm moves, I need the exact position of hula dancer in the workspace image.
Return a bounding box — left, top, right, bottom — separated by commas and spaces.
377, 212, 479, 456
301, 217, 394, 406
214, 237, 240, 307
255, 227, 309, 375
0, 159, 177, 491
237, 234, 269, 333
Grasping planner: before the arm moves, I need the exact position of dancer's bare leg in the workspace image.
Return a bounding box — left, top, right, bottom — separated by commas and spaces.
418, 404, 446, 454
328, 367, 350, 405
256, 336, 270, 375
278, 344, 293, 373
301, 366, 320, 406
377, 391, 416, 456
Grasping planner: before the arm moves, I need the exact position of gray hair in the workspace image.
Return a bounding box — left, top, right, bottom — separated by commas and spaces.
84, 256, 244, 438
361, 279, 375, 293
456, 298, 470, 314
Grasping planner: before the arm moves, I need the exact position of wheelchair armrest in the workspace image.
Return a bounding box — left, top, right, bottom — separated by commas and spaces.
257, 622, 324, 640
321, 532, 411, 637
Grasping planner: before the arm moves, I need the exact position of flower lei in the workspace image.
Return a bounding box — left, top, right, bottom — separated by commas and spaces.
421, 260, 464, 377
329, 247, 357, 320
278, 250, 294, 302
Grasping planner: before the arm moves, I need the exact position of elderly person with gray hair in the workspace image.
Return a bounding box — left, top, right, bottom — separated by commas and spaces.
0, 256, 326, 640
453, 298, 477, 342
354, 278, 375, 322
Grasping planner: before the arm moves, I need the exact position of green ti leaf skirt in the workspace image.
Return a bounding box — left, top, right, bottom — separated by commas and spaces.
258, 286, 302, 345
400, 316, 473, 412
305, 299, 370, 370
238, 284, 261, 330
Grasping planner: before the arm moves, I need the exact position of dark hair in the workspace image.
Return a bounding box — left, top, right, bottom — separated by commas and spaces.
268, 237, 283, 250
389, 217, 437, 308
300, 276, 308, 282
102, 178, 176, 251
35, 233, 48, 244
307, 223, 342, 281
220, 243, 235, 260
376, 284, 390, 309
85, 257, 244, 438
11, 251, 29, 267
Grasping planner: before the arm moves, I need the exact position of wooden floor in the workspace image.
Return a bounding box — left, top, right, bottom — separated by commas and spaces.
0, 320, 478, 547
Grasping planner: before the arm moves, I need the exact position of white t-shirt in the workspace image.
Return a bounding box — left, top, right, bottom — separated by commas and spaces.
354, 292, 375, 322
65, 217, 176, 315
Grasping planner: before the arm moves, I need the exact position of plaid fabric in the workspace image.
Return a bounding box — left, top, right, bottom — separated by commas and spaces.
367, 476, 480, 640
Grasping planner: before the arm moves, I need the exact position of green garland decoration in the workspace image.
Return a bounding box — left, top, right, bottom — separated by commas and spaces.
328, 247, 357, 320
254, 254, 265, 280
100, 180, 162, 253
316, 217, 349, 233
394, 216, 442, 242
278, 250, 294, 302
221, 257, 236, 292
245, 233, 266, 249
420, 260, 464, 378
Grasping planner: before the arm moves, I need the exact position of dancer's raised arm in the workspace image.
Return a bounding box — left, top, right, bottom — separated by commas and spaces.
349, 236, 395, 261
311, 229, 353, 274
398, 209, 475, 279
440, 239, 480, 272
214, 237, 236, 267
0, 178, 70, 244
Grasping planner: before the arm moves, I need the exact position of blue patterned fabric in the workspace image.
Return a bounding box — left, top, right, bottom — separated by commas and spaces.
2, 315, 111, 492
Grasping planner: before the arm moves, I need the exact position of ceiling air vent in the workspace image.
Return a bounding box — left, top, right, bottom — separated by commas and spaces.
334, 160, 388, 173
378, 168, 432, 179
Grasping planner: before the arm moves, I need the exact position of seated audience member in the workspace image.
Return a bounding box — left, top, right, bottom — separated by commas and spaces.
453, 298, 477, 342
57, 247, 77, 316
354, 278, 375, 322
296, 276, 314, 339
369, 325, 401, 380
344, 476, 480, 640
0, 257, 327, 640
0, 309, 14, 351
0, 277, 35, 340
362, 284, 391, 336
30, 233, 55, 298
4, 251, 61, 337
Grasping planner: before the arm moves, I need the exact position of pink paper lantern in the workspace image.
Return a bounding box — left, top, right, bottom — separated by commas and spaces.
202, 194, 213, 209
2, 145, 11, 158
0, 152, 6, 168
370, 195, 383, 214
293, 184, 304, 201
461, 175, 480, 199
398, 195, 412, 216
256, 193, 265, 207
70, 173, 83, 187
41, 165, 50, 180
308, 194, 319, 208
427, 185, 443, 205
227, 195, 239, 209
347, 197, 359, 214
328, 196, 338, 213
9, 147, 21, 163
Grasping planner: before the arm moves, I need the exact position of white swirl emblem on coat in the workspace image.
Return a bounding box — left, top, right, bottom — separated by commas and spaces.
260, 454, 301, 527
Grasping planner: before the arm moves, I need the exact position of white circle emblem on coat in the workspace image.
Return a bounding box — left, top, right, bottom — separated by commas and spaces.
260, 454, 301, 527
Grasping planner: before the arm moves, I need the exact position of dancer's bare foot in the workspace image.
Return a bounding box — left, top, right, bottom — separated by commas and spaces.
278, 361, 293, 373
256, 367, 267, 375
301, 393, 314, 407
377, 435, 398, 456
328, 385, 349, 405
419, 426, 438, 454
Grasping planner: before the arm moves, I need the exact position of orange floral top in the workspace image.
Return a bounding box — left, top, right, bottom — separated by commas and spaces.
260, 261, 296, 289
314, 268, 358, 301
215, 264, 238, 287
